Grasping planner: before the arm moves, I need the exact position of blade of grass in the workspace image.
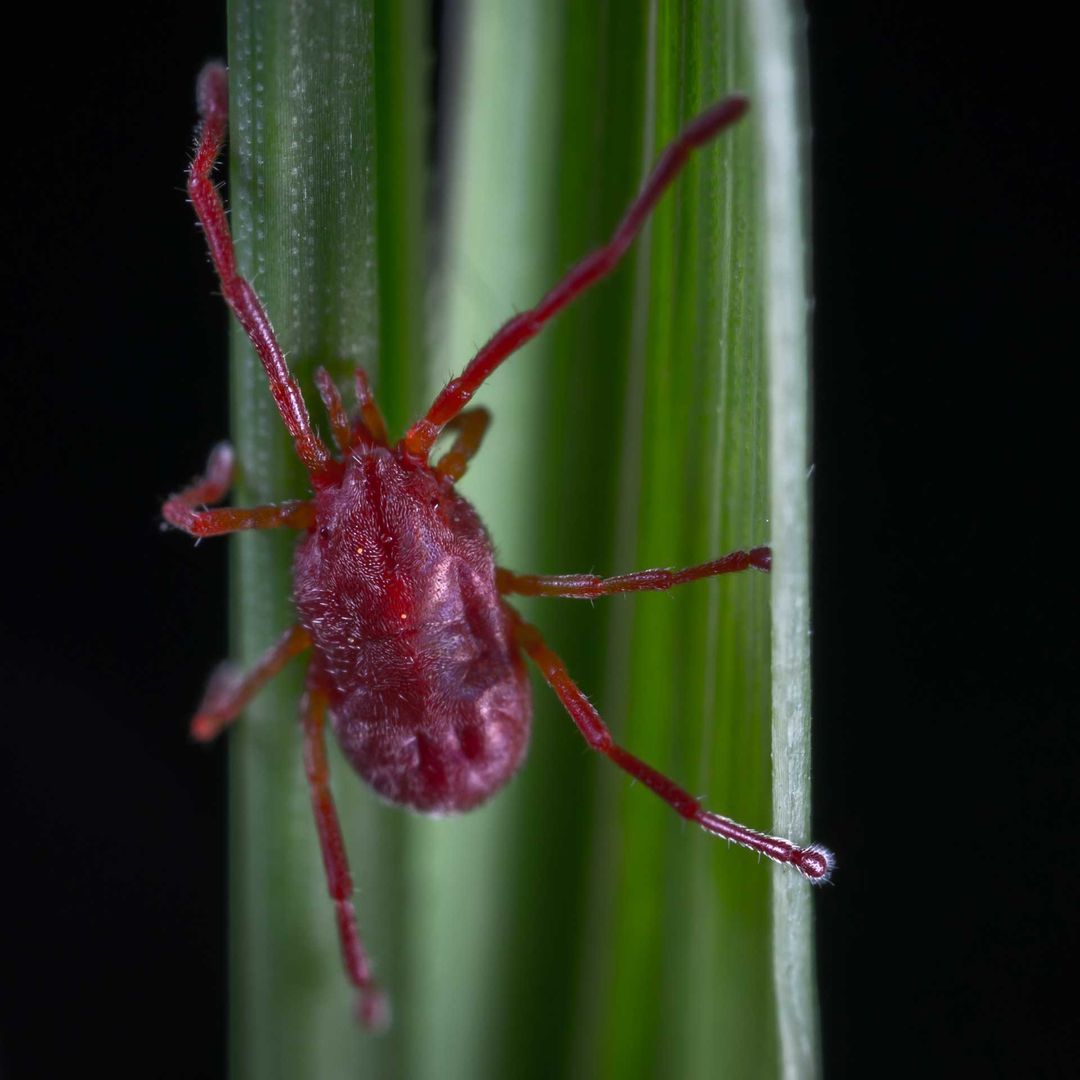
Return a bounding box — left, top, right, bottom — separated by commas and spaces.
749, 2, 822, 1076
225, 1, 424, 1074
580, 5, 776, 1076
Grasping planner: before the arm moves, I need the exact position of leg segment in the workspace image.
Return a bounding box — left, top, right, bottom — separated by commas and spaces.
314, 365, 389, 451
434, 407, 492, 481
165, 500, 314, 538
497, 546, 770, 599
354, 368, 389, 447
190, 625, 312, 742
314, 367, 353, 454
164, 444, 313, 536
189, 63, 334, 483
507, 607, 834, 882
403, 95, 749, 459
300, 688, 389, 1029
167, 441, 235, 506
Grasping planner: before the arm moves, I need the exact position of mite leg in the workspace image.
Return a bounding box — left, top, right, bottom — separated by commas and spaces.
497, 546, 770, 598
314, 368, 353, 454
164, 443, 314, 537
507, 607, 834, 883
165, 500, 314, 538
353, 368, 389, 447
188, 63, 334, 482
300, 688, 389, 1030
168, 440, 235, 506
403, 95, 749, 459
314, 365, 389, 451
434, 408, 492, 482
190, 625, 312, 742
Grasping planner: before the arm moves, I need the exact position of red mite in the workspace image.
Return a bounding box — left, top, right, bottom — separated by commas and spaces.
166, 62, 834, 1028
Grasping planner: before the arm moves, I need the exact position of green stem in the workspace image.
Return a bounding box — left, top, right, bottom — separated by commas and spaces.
226, 1, 423, 1074
750, 2, 822, 1076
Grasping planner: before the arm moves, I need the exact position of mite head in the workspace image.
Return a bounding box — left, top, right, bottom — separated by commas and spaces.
292, 446, 491, 639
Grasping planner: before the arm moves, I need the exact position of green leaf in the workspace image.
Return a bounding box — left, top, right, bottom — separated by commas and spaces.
222, 0, 818, 1076
750, 4, 822, 1077
225, 0, 423, 1075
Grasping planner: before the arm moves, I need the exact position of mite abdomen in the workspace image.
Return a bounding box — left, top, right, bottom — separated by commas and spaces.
325, 634, 532, 813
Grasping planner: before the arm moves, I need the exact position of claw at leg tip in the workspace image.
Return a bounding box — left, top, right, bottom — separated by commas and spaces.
358, 990, 391, 1032
793, 843, 836, 884
190, 715, 216, 743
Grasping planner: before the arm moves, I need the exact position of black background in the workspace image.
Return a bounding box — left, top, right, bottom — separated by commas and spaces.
1, 4, 1074, 1077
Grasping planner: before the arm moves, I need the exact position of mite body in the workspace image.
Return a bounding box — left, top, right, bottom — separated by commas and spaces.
294, 446, 531, 813
166, 61, 833, 1028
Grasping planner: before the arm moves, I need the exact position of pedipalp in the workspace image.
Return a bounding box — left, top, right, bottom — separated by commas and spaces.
434, 407, 492, 482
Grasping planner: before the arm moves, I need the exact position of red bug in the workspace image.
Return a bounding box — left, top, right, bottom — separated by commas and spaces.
166, 62, 834, 1028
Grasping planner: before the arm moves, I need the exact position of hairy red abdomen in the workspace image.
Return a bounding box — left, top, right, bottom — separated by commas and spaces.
293, 446, 531, 814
